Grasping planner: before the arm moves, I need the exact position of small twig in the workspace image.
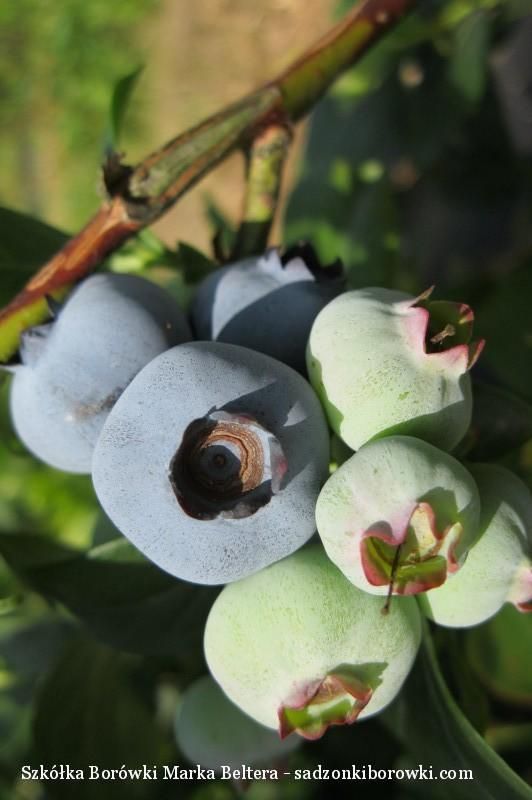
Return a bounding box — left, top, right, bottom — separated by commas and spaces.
231, 124, 292, 260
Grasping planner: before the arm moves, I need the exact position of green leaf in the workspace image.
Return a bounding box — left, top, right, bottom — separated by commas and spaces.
0, 605, 74, 771
384, 627, 532, 799
0, 207, 68, 306
476, 265, 532, 403
108, 229, 167, 274
463, 381, 532, 461
433, 629, 491, 734
284, 45, 466, 289
110, 235, 215, 289
285, 88, 404, 287
0, 616, 73, 685
204, 196, 236, 260
449, 11, 491, 105
105, 65, 144, 153
0, 696, 32, 788
0, 531, 217, 663
0, 532, 79, 570
174, 241, 216, 283
466, 605, 532, 706
33, 636, 173, 800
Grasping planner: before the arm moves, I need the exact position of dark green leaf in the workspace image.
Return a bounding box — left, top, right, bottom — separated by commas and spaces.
110, 234, 215, 285
33, 636, 173, 800
476, 266, 532, 403
0, 207, 68, 305
0, 696, 32, 785
204, 197, 236, 260
0, 532, 78, 569
384, 627, 532, 799
0, 607, 74, 770
0, 531, 217, 662
0, 616, 73, 685
174, 241, 216, 283
106, 65, 144, 153
435, 629, 491, 734
284, 46, 465, 288
466, 605, 532, 706
449, 11, 491, 105
463, 381, 532, 461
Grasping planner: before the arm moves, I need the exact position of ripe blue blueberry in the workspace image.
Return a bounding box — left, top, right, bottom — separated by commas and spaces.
9, 273, 191, 474
190, 244, 344, 373
92, 341, 330, 584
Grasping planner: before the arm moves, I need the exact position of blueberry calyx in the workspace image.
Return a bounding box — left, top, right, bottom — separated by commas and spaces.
278, 667, 374, 740
360, 502, 463, 596
280, 241, 344, 284
169, 410, 287, 521
412, 287, 484, 366
19, 323, 53, 368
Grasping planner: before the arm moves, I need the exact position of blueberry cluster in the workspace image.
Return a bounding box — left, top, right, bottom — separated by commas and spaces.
8, 245, 532, 758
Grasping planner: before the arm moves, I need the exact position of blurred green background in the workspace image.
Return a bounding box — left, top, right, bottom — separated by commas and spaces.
0, 0, 333, 248
2, 1, 532, 798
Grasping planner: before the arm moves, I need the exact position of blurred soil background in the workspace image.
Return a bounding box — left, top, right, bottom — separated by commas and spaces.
0, 0, 334, 254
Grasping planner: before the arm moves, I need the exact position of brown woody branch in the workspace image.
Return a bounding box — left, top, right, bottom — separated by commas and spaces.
0, 0, 415, 362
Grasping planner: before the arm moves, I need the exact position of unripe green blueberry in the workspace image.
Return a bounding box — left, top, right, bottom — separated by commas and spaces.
315, 436, 481, 597
204, 545, 421, 740
419, 464, 532, 627
306, 287, 484, 451
175, 676, 300, 771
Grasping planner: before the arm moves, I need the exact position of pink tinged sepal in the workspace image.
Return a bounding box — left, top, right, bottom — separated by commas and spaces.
360, 502, 463, 596
508, 563, 532, 612
400, 287, 485, 374
466, 338, 485, 370
277, 670, 373, 741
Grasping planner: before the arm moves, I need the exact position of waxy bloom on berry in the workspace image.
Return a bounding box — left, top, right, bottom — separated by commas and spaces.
315, 436, 480, 597
307, 287, 484, 452
420, 464, 532, 627
204, 546, 421, 740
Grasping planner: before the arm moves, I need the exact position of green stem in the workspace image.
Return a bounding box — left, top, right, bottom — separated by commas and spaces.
231, 124, 292, 260
127, 87, 281, 214
276, 0, 414, 119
